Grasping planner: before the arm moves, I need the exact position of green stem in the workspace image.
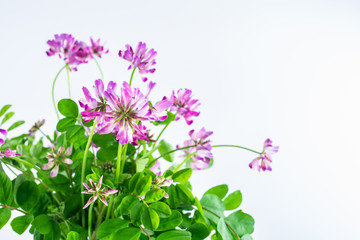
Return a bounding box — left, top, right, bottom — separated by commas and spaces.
155, 122, 170, 143
105, 196, 114, 220
120, 144, 128, 174
173, 152, 196, 173
94, 57, 104, 80
66, 64, 71, 98
0, 204, 28, 215
88, 202, 95, 240
116, 142, 123, 183
9, 157, 42, 172
129, 68, 136, 86
81, 122, 97, 227
154, 145, 197, 161
212, 144, 261, 154
51, 65, 66, 120
3, 163, 18, 176
202, 206, 240, 240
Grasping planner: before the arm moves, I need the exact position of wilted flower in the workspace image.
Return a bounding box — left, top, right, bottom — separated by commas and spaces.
0, 129, 7, 146
249, 138, 279, 172
82, 176, 118, 209
28, 119, 45, 136
42, 146, 73, 177
170, 89, 200, 125
118, 42, 157, 82
178, 128, 213, 170
90, 37, 109, 58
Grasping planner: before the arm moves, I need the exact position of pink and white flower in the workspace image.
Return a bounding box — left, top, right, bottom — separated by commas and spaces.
42, 146, 73, 177
90, 37, 109, 58
249, 138, 279, 172
170, 89, 200, 125
82, 176, 118, 209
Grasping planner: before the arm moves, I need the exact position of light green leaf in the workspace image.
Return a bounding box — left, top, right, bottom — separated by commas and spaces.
58, 99, 78, 118
56, 117, 76, 132
224, 190, 242, 211
1, 112, 14, 126
149, 202, 172, 218
0, 172, 13, 205
187, 223, 211, 240
144, 188, 165, 203
11, 214, 34, 235
141, 207, 159, 231
66, 231, 80, 240
136, 158, 148, 172
130, 202, 144, 226
0, 105, 11, 118
97, 219, 129, 239
0, 208, 11, 230
156, 230, 191, 240
158, 140, 174, 162
200, 194, 225, 224
217, 217, 235, 240
172, 168, 192, 183
128, 172, 143, 193
135, 175, 152, 197
113, 227, 141, 240
226, 210, 255, 236
32, 214, 53, 235
157, 210, 183, 231
119, 195, 139, 215
7, 120, 25, 132
204, 184, 228, 200
176, 184, 195, 205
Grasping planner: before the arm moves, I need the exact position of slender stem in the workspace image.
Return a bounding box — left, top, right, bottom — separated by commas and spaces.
66, 64, 71, 98
66, 165, 73, 183
39, 129, 54, 144
173, 152, 196, 173
94, 204, 107, 234
129, 68, 136, 86
3, 163, 18, 176
81, 122, 97, 227
139, 225, 152, 240
154, 145, 197, 161
52, 65, 66, 120
212, 144, 261, 154
120, 144, 128, 174
105, 196, 114, 220
0, 204, 28, 215
88, 202, 95, 240
130, 194, 149, 207
155, 122, 170, 143
116, 143, 123, 183
94, 57, 104, 80
9, 157, 42, 172
202, 207, 240, 240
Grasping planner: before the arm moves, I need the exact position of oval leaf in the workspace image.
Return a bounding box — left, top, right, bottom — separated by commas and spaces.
32, 214, 53, 235
204, 184, 228, 200
16, 181, 40, 212
113, 227, 141, 240
157, 230, 191, 240
0, 172, 13, 205
224, 190, 242, 210
7, 120, 25, 132
56, 117, 76, 132
135, 175, 152, 197
158, 140, 174, 162
141, 207, 159, 231
10, 214, 34, 235
58, 99, 78, 118
0, 208, 11, 230
97, 219, 129, 239
0, 105, 11, 118
144, 188, 165, 203
157, 210, 183, 231
66, 231, 80, 240
1, 112, 14, 125
119, 195, 139, 215
149, 202, 172, 218
172, 168, 192, 183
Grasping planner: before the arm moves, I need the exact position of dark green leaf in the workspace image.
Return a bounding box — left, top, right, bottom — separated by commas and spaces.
32, 214, 53, 235
187, 223, 211, 240
7, 120, 25, 132
149, 202, 172, 218
173, 168, 192, 183
119, 195, 139, 215
158, 140, 174, 162
135, 175, 152, 197
0, 172, 13, 205
66, 231, 80, 240
157, 210, 183, 231
56, 117, 76, 132
96, 145, 117, 162
204, 184, 228, 200
128, 172, 143, 193
16, 181, 40, 212
1, 112, 14, 125
58, 99, 78, 118
113, 227, 141, 240
66, 125, 85, 144
92, 133, 116, 148
0, 105, 11, 118
176, 184, 195, 205
141, 207, 159, 231
156, 230, 191, 240
168, 185, 179, 208
44, 221, 60, 240
0, 208, 11, 230
130, 202, 144, 226
97, 219, 129, 239
224, 190, 242, 211
144, 188, 165, 203
226, 211, 255, 236
10, 214, 34, 235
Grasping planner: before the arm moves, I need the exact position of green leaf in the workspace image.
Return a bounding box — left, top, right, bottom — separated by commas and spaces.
16, 181, 40, 212
113, 227, 141, 240
66, 231, 80, 240
241, 234, 253, 240
44, 221, 60, 240
32, 214, 53, 235
135, 175, 152, 197
158, 140, 174, 162
204, 184, 228, 200
217, 217, 235, 240
200, 194, 225, 223
168, 184, 179, 208
66, 125, 85, 144
156, 230, 192, 240
0, 105, 11, 118
10, 214, 34, 235
128, 172, 143, 193
97, 219, 129, 239
130, 202, 144, 226
224, 190, 242, 211
1, 112, 14, 126
0, 172, 13, 205
119, 195, 139, 215
141, 207, 159, 231
157, 210, 183, 231
97, 146, 117, 162
226, 211, 255, 236
172, 168, 192, 183
176, 184, 195, 205
136, 158, 148, 172
56, 117, 76, 132
58, 99, 78, 118
151, 112, 176, 126
92, 133, 116, 148
149, 202, 172, 218
7, 120, 25, 131
144, 188, 165, 203
0, 208, 11, 230
187, 223, 211, 240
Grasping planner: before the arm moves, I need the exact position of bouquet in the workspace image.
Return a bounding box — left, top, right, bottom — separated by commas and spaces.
0, 34, 279, 240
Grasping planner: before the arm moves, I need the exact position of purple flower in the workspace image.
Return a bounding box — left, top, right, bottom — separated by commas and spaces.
42, 146, 73, 177
118, 42, 157, 82
0, 129, 7, 147
46, 34, 91, 71
178, 128, 213, 170
249, 138, 279, 172
170, 89, 200, 125
28, 120, 45, 137
3, 149, 21, 158
99, 81, 151, 144
90, 38, 109, 58
82, 176, 118, 209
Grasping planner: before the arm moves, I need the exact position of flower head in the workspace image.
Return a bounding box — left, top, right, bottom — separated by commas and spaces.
170, 89, 200, 125
249, 138, 279, 172
90, 37, 109, 58
82, 176, 118, 209
118, 42, 157, 82
178, 128, 213, 170
28, 119, 45, 137
42, 146, 73, 177
3, 149, 21, 158
0, 129, 7, 147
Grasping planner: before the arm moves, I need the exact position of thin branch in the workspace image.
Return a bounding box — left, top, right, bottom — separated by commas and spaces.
139, 225, 152, 240
0, 204, 28, 215
130, 194, 149, 207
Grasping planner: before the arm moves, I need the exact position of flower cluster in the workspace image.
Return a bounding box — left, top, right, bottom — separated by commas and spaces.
46, 34, 108, 71
249, 138, 279, 172
170, 88, 200, 125
82, 176, 118, 209
0, 129, 20, 158
42, 146, 73, 177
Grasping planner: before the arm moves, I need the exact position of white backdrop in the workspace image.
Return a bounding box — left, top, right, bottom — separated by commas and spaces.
1, 0, 360, 239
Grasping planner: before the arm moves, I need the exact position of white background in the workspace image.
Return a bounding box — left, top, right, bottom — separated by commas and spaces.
1, 0, 360, 239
